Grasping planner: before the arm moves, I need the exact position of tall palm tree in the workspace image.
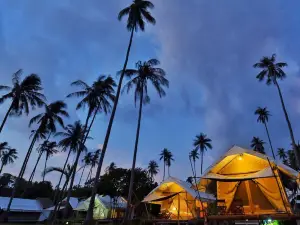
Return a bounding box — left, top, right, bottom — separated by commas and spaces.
193, 133, 212, 174
7, 101, 68, 213
277, 148, 288, 165
65, 76, 115, 219
189, 149, 199, 179
165, 151, 174, 177
251, 137, 266, 154
85, 1, 156, 223
287, 150, 298, 171
254, 54, 299, 166
0, 69, 46, 133
123, 58, 168, 218
255, 107, 275, 159
85, 149, 100, 184
42, 141, 58, 182
0, 142, 11, 160
147, 160, 159, 181
78, 152, 93, 186
50, 121, 87, 221
105, 162, 117, 174
0, 148, 18, 173
159, 148, 169, 181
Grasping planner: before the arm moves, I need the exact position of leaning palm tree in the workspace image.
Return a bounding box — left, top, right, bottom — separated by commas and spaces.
277, 148, 288, 165
84, 1, 156, 223
254, 54, 299, 166
42, 141, 58, 182
0, 148, 18, 173
165, 151, 174, 177
123, 58, 168, 218
251, 137, 266, 154
6, 101, 68, 213
0, 69, 45, 133
189, 149, 199, 179
193, 133, 212, 174
0, 142, 11, 159
78, 152, 93, 186
287, 150, 298, 171
50, 121, 87, 221
65, 76, 115, 219
159, 148, 169, 181
255, 107, 275, 159
85, 149, 100, 184
147, 160, 159, 181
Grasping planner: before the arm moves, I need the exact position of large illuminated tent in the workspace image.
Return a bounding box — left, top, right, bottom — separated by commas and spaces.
142, 177, 215, 220
199, 145, 299, 215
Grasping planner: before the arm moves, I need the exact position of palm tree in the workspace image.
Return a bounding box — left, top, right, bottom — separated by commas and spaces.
193, 133, 212, 174
50, 121, 87, 221
42, 141, 58, 182
84, 1, 156, 223
7, 101, 68, 213
147, 160, 159, 181
255, 107, 275, 159
277, 148, 288, 165
105, 162, 117, 174
65, 76, 115, 219
123, 58, 168, 217
85, 149, 100, 184
159, 148, 169, 181
0, 69, 45, 133
251, 137, 266, 154
186, 177, 193, 184
78, 152, 92, 186
0, 148, 18, 173
0, 142, 11, 160
165, 151, 174, 177
287, 150, 298, 171
189, 149, 199, 179
254, 54, 299, 166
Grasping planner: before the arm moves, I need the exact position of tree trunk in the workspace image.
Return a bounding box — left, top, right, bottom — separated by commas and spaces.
78, 165, 86, 186
0, 162, 4, 173
0, 102, 13, 133
6, 133, 37, 213
264, 122, 275, 159
274, 80, 300, 167
201, 150, 204, 174
84, 27, 135, 225
125, 90, 144, 220
29, 151, 43, 182
168, 165, 170, 176
189, 157, 194, 179
43, 155, 48, 182
85, 166, 93, 185
194, 160, 197, 180
163, 161, 165, 181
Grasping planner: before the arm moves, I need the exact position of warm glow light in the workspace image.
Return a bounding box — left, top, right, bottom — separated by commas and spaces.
172, 207, 176, 211
238, 154, 243, 160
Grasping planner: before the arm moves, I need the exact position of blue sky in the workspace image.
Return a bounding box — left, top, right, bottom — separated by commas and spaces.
1, 0, 300, 185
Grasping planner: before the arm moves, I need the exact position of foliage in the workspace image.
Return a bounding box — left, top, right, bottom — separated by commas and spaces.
250, 136, 266, 154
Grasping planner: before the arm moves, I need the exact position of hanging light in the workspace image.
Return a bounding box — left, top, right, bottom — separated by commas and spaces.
172, 207, 176, 211
238, 154, 243, 161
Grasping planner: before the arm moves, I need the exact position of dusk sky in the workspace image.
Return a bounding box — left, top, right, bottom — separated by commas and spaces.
1, 0, 300, 185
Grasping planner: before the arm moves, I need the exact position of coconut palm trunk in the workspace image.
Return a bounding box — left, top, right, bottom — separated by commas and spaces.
6, 132, 38, 212
29, 151, 43, 182
162, 161, 165, 181
125, 90, 143, 220
78, 165, 86, 186
84, 27, 135, 225
0, 163, 4, 173
201, 151, 204, 174
43, 156, 48, 182
0, 103, 13, 133
274, 80, 299, 165
85, 166, 92, 184
264, 122, 275, 159
189, 157, 194, 178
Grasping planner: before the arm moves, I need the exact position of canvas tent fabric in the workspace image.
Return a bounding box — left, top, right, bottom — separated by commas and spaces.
46, 197, 79, 211
74, 195, 127, 219
199, 145, 298, 215
143, 177, 215, 220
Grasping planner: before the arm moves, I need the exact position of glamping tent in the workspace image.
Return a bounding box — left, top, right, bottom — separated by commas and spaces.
74, 195, 127, 219
199, 145, 299, 215
143, 177, 215, 220
45, 197, 79, 219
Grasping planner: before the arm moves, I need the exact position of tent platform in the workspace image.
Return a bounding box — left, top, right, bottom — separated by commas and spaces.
207, 213, 300, 221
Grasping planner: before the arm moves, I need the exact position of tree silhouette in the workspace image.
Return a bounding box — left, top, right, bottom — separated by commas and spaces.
251, 136, 266, 154
193, 133, 212, 174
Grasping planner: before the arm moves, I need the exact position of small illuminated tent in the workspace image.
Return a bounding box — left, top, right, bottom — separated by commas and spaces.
74, 195, 127, 219
143, 177, 215, 220
199, 146, 299, 215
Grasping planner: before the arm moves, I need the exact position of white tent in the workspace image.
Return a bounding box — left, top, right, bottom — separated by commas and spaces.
143, 177, 215, 220
46, 197, 79, 210
74, 195, 127, 219
0, 197, 42, 212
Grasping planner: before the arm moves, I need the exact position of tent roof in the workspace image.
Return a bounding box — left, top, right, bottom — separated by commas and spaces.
143, 176, 215, 202
62, 197, 79, 209
202, 145, 299, 179
0, 197, 43, 212
36, 198, 53, 209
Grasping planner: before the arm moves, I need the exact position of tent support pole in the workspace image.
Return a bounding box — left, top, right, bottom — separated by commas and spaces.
245, 180, 254, 213
177, 193, 180, 225
267, 157, 289, 214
